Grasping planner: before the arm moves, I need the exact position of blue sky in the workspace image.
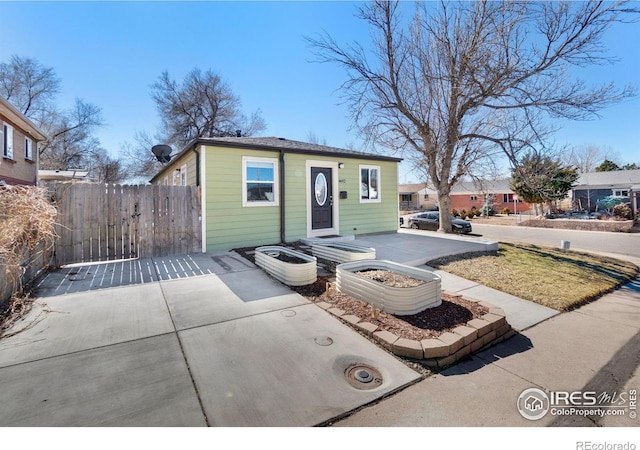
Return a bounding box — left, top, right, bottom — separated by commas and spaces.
1, 1, 638, 183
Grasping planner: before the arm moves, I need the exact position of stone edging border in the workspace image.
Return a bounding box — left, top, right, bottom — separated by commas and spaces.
315, 292, 515, 368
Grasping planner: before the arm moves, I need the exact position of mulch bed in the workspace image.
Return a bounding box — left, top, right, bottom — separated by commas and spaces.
295, 276, 488, 341
235, 243, 488, 341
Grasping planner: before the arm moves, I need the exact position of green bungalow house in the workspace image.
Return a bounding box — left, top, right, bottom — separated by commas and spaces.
150, 136, 402, 252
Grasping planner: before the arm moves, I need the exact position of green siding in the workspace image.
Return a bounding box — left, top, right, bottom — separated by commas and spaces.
203, 146, 280, 251
280, 153, 399, 243
199, 145, 399, 252
152, 152, 197, 186
337, 159, 399, 235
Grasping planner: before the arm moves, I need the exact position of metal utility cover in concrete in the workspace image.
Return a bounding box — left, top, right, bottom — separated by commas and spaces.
178, 303, 421, 426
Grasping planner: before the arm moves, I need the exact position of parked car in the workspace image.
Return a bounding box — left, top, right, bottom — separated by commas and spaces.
408, 211, 473, 234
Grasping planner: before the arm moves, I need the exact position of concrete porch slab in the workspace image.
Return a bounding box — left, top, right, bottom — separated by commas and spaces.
353, 230, 497, 266
179, 303, 421, 426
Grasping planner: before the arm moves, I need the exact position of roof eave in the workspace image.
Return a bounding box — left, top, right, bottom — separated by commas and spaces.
0, 98, 48, 141
150, 137, 402, 182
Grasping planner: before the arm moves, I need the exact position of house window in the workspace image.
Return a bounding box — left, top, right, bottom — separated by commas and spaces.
360, 165, 380, 202
180, 164, 187, 186
163, 176, 169, 185
613, 189, 629, 197
242, 156, 278, 207
504, 193, 522, 203
470, 195, 478, 201
172, 168, 180, 185
401, 194, 412, 202
25, 137, 33, 160
423, 194, 429, 200
2, 124, 13, 159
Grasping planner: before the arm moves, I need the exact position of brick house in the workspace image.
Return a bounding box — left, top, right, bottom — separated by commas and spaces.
0, 97, 47, 185
449, 179, 533, 215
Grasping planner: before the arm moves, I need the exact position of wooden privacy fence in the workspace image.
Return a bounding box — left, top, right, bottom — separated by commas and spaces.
47, 182, 201, 266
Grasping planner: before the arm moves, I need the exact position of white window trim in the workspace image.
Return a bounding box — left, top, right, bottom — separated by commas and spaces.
25, 137, 33, 160
242, 156, 279, 207
359, 164, 381, 203
3, 124, 13, 159
180, 164, 187, 186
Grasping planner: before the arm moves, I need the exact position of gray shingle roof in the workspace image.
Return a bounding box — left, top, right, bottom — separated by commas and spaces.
150, 136, 402, 183
398, 183, 432, 194
197, 136, 402, 162
450, 179, 514, 194
574, 169, 640, 189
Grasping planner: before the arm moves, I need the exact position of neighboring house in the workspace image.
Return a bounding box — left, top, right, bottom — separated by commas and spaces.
572, 169, 640, 216
450, 179, 533, 214
150, 136, 402, 252
39, 169, 91, 182
398, 183, 438, 211
0, 97, 47, 185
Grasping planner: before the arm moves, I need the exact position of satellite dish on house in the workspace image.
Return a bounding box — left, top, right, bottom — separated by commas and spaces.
152, 145, 172, 163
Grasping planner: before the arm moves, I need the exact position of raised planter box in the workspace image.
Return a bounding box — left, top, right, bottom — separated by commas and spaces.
254, 246, 317, 286
311, 242, 376, 263
336, 260, 441, 315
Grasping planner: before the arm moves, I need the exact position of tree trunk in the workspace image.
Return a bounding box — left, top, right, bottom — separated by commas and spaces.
437, 191, 453, 233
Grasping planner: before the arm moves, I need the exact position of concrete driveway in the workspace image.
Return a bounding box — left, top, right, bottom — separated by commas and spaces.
0, 252, 421, 426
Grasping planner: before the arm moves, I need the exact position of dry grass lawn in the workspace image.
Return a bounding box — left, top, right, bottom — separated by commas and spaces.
428, 242, 638, 311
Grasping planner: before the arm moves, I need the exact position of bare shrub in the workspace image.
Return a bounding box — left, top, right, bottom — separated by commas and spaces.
0, 184, 57, 303
613, 203, 632, 220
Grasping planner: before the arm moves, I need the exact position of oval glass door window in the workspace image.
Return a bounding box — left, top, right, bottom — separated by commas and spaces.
315, 173, 328, 206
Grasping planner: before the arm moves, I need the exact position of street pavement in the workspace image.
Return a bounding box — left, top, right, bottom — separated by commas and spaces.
471, 222, 640, 257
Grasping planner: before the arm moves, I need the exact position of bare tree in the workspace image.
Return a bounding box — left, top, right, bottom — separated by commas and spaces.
91, 152, 125, 183
0, 55, 60, 120
306, 131, 329, 146
37, 99, 105, 170
308, 0, 637, 232
120, 130, 165, 183
562, 144, 619, 174
150, 68, 266, 148
0, 55, 107, 174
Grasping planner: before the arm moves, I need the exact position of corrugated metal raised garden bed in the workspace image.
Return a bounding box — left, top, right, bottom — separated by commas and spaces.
336, 260, 441, 315
311, 242, 376, 263
254, 246, 317, 286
